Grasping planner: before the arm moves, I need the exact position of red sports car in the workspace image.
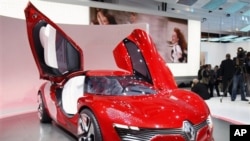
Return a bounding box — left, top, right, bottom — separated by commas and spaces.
24, 2, 214, 141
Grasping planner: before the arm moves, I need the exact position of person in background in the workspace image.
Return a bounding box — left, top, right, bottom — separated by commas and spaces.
246, 53, 250, 104
201, 64, 210, 89
214, 65, 221, 96
197, 65, 204, 82
245, 52, 250, 97
231, 47, 249, 101
170, 27, 187, 63
245, 52, 250, 74
220, 54, 234, 97
191, 78, 210, 100
208, 64, 215, 97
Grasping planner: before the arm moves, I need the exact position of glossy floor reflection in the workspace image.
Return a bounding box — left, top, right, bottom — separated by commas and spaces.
0, 111, 232, 141
0, 112, 75, 141
205, 96, 250, 125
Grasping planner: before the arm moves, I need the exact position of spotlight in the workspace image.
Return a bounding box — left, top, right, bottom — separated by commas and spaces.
226, 13, 230, 17
202, 18, 207, 23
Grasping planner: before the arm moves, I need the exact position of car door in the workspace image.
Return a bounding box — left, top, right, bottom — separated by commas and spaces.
113, 29, 177, 91
24, 2, 84, 84
24, 2, 84, 121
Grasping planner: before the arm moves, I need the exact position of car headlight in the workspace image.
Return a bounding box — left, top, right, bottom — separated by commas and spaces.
206, 115, 213, 129
113, 123, 139, 130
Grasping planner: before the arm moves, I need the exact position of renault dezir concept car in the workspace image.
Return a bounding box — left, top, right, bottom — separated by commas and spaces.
25, 2, 214, 141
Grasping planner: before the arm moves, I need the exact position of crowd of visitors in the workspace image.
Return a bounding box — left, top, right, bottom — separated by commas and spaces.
192, 47, 250, 102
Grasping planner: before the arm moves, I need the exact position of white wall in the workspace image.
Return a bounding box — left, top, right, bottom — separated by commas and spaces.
0, 0, 90, 25
201, 42, 250, 68
0, 0, 91, 118
0, 16, 41, 118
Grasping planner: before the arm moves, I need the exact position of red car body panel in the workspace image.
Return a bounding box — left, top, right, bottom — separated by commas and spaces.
24, 2, 213, 141
114, 29, 177, 90
77, 89, 212, 140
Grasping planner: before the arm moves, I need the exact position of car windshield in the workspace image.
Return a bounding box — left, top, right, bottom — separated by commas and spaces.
84, 76, 156, 96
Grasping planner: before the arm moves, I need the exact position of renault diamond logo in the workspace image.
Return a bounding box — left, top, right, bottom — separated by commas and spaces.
183, 121, 196, 141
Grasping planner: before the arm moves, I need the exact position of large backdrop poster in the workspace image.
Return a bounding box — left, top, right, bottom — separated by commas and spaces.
90, 7, 188, 63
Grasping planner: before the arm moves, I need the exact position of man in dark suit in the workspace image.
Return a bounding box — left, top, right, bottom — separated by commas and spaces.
245, 52, 250, 97
220, 54, 234, 97
231, 48, 249, 101
191, 79, 210, 100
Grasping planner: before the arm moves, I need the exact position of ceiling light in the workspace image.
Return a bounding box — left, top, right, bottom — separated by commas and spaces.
201, 38, 208, 41
225, 1, 248, 14
232, 36, 250, 42
177, 0, 197, 6
208, 38, 220, 42
245, 38, 250, 42
188, 8, 194, 12
202, 0, 226, 11
201, 18, 207, 23
243, 9, 250, 16
220, 35, 238, 39
220, 35, 238, 41
240, 25, 250, 32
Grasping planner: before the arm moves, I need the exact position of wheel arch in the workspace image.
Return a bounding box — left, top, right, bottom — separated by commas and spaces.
77, 105, 103, 140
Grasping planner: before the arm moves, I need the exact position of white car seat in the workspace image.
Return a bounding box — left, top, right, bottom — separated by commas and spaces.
39, 25, 58, 69
62, 76, 85, 114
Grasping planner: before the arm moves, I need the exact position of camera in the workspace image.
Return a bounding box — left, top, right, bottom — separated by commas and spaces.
236, 47, 247, 66
237, 47, 246, 59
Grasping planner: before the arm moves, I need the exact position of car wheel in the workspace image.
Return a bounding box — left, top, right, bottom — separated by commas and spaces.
78, 109, 102, 141
38, 92, 52, 123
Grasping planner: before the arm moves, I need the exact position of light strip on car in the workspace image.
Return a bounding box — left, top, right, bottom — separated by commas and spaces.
207, 115, 213, 129
114, 123, 139, 130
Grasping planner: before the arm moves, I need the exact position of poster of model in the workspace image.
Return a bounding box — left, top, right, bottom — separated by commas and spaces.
89, 7, 188, 63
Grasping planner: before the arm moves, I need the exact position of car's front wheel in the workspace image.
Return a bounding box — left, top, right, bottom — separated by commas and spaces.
78, 109, 102, 141
38, 92, 51, 123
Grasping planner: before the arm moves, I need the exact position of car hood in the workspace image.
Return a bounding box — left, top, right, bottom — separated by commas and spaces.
87, 89, 210, 128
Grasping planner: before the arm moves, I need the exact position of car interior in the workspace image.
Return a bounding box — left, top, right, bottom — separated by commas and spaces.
35, 21, 81, 76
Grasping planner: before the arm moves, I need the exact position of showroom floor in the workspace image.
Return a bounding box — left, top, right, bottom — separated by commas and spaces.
0, 95, 249, 141
205, 95, 250, 125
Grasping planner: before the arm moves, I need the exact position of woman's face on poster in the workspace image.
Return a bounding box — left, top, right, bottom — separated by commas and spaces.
171, 31, 179, 44
97, 11, 109, 25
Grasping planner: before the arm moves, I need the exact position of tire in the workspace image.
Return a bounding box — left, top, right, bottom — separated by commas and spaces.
38, 92, 52, 123
78, 109, 102, 141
